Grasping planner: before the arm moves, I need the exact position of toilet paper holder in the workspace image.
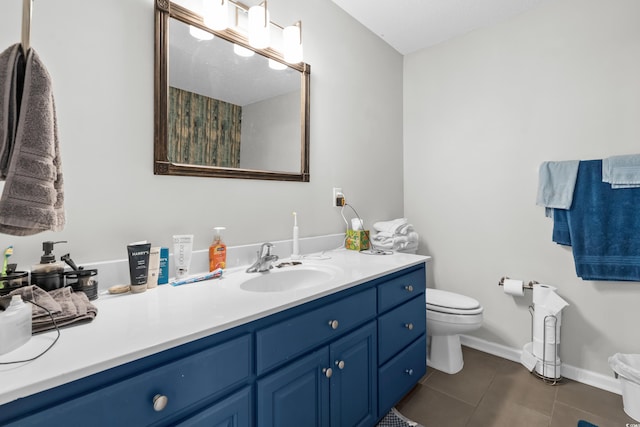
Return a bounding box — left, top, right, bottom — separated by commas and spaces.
528, 305, 562, 384
498, 276, 539, 290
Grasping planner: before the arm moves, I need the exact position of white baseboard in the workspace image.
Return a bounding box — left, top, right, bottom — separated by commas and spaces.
459, 335, 622, 395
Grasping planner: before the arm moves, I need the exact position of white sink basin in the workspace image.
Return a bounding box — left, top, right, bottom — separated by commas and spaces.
239, 265, 340, 292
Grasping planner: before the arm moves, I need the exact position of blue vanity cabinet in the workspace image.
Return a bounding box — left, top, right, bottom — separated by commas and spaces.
2, 333, 253, 427
376, 266, 427, 417
256, 321, 377, 427
0, 262, 427, 427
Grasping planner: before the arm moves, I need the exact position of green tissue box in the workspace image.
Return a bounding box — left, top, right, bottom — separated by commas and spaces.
346, 229, 370, 251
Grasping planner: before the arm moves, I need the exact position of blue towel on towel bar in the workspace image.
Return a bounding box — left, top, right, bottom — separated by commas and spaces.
554, 160, 640, 281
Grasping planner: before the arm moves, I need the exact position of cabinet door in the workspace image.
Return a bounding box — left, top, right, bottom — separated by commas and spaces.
256, 348, 330, 427
329, 321, 377, 427
175, 387, 251, 427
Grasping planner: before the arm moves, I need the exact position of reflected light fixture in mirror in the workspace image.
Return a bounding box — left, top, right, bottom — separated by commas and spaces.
233, 43, 254, 57
189, 25, 214, 40
268, 59, 287, 70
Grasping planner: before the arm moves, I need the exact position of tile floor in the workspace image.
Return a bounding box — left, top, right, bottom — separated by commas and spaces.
396, 346, 637, 427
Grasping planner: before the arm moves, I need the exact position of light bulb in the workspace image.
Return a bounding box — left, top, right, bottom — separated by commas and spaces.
248, 4, 270, 49
203, 0, 229, 31
283, 24, 303, 63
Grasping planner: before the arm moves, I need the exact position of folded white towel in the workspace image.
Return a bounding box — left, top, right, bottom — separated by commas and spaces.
373, 218, 408, 234
372, 231, 419, 251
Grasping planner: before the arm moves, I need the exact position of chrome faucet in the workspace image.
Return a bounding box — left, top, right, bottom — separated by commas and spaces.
246, 243, 279, 273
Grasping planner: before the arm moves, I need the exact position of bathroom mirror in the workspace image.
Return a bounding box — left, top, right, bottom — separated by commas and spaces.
154, 0, 310, 181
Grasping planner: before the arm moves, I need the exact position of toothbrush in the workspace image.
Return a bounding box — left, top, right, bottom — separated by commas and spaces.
292, 212, 300, 259
170, 268, 223, 287
1, 246, 13, 276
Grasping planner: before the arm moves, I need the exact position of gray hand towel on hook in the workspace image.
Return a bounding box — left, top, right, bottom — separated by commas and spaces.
0, 43, 65, 235
0, 44, 21, 179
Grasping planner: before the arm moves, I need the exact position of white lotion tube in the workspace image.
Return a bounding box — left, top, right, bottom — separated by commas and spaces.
147, 246, 161, 289
173, 235, 193, 280
292, 212, 300, 259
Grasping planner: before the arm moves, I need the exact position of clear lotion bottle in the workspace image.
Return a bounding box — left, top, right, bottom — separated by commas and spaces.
0, 295, 32, 355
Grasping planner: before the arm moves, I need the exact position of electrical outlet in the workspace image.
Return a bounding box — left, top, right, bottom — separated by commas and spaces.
332, 187, 344, 207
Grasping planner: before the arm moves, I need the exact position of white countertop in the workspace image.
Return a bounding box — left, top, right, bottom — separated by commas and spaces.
0, 249, 428, 406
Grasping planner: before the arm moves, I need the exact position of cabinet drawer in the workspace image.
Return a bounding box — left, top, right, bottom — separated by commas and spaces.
378, 296, 426, 365
377, 267, 425, 313
256, 288, 376, 375
8, 334, 251, 427
378, 335, 426, 417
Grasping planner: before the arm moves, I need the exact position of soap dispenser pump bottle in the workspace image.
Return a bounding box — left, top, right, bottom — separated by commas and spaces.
209, 227, 227, 271
31, 241, 66, 291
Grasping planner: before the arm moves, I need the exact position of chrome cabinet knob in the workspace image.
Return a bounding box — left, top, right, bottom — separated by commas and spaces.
328, 320, 339, 330
323, 367, 333, 378
405, 369, 414, 376
335, 360, 345, 370
404, 285, 414, 292
405, 323, 414, 330
153, 394, 168, 412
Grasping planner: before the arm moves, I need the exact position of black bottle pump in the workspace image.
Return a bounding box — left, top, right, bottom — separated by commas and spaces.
40, 241, 67, 264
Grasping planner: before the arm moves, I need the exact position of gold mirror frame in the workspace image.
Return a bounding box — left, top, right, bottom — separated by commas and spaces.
154, 0, 311, 181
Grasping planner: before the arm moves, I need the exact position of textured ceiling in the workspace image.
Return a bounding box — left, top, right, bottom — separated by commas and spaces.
331, 0, 550, 55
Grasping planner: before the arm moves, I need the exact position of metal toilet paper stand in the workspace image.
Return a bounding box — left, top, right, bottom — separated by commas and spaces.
528, 304, 564, 385
498, 277, 564, 385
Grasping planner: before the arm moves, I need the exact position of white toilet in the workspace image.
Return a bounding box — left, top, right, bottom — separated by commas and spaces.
426, 288, 484, 374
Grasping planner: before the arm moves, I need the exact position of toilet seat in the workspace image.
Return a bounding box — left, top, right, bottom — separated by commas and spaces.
426, 288, 483, 315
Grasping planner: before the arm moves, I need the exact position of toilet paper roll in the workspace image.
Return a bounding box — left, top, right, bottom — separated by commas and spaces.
503, 278, 524, 296
533, 338, 560, 362
532, 284, 557, 305
533, 308, 562, 342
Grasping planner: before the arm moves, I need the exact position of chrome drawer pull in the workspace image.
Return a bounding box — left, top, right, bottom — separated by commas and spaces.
404, 285, 414, 292
404, 323, 414, 330
328, 320, 339, 330
335, 360, 345, 370
405, 369, 414, 376
153, 394, 168, 412
323, 367, 333, 378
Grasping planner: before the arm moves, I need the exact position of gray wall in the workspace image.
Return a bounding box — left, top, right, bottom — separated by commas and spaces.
0, 0, 404, 267
404, 0, 640, 376
240, 90, 300, 173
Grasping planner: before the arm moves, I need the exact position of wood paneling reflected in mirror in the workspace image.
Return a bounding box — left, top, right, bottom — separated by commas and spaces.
154, 0, 310, 181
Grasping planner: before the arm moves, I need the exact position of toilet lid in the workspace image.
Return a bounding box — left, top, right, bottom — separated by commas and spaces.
426, 288, 483, 315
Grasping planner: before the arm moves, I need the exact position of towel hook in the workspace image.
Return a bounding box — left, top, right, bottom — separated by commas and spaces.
21, 0, 32, 54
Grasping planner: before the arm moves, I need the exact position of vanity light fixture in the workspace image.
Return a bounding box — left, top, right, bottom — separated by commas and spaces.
193, 0, 303, 59
204, 0, 229, 31
283, 21, 303, 63
248, 1, 270, 49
